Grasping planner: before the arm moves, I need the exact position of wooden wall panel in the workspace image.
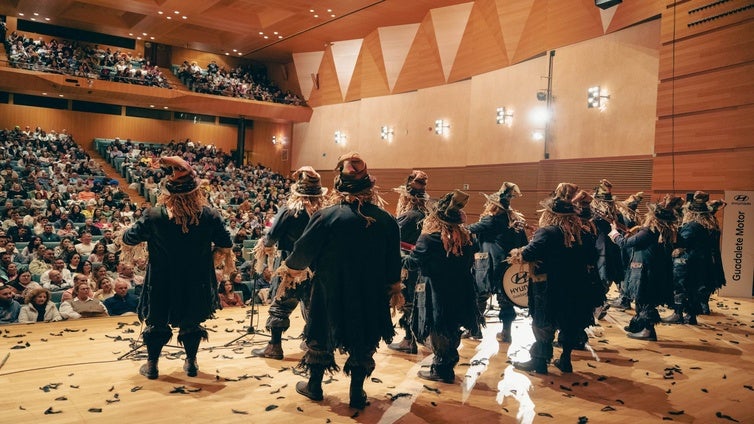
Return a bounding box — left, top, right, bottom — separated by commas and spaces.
305, 48, 344, 107
660, 0, 754, 43
392, 14, 446, 94
655, 105, 754, 154
537, 156, 654, 195
511, 0, 549, 63
545, 0, 604, 50
344, 31, 390, 102
652, 149, 754, 192
658, 19, 754, 81
606, 0, 663, 33
656, 62, 754, 117
448, 0, 509, 83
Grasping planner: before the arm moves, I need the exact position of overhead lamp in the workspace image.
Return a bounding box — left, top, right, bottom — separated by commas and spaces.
531, 129, 545, 141
588, 86, 610, 110
272, 136, 277, 145
434, 119, 450, 135
334, 131, 347, 145
380, 126, 394, 140
496, 107, 514, 126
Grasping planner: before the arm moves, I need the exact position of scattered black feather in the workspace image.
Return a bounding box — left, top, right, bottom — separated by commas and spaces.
297, 406, 303, 412
723, 375, 727, 379
265, 405, 278, 412
559, 385, 572, 392
106, 398, 120, 404
690, 367, 701, 370
44, 407, 62, 414
279, 367, 290, 373
537, 412, 554, 418
668, 410, 684, 415
423, 385, 441, 393
666, 389, 671, 394
351, 411, 359, 419
586, 363, 596, 368
130, 386, 143, 392
578, 416, 588, 424
615, 399, 624, 405
232, 409, 248, 415
10, 345, 27, 350
730, 340, 740, 344
88, 408, 102, 413
260, 383, 272, 387
270, 387, 281, 394
572, 382, 580, 386
432, 402, 438, 407
108, 386, 114, 392
326, 418, 331, 423
54, 396, 67, 401
744, 385, 753, 391
19, 406, 26, 410
371, 377, 383, 383
716, 412, 739, 422
597, 376, 607, 382
41, 338, 48, 342
701, 388, 708, 393
662, 417, 673, 421
70, 385, 79, 389
601, 406, 616, 412
390, 393, 412, 401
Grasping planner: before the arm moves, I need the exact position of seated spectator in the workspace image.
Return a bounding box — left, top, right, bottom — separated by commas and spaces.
75, 231, 96, 257
67, 252, 82, 274
29, 247, 54, 277
94, 276, 115, 301
18, 287, 63, 323
42, 269, 72, 292
39, 222, 61, 243
218, 279, 244, 308
114, 262, 143, 290
91, 263, 111, 288
87, 242, 107, 264
59, 281, 109, 319
9, 267, 41, 302
103, 281, 138, 316
77, 260, 94, 284
227, 270, 251, 302
41, 258, 74, 288
79, 218, 102, 236
68, 203, 87, 223
57, 221, 78, 238
253, 268, 272, 305
21, 235, 45, 263
0, 283, 22, 324
102, 251, 119, 273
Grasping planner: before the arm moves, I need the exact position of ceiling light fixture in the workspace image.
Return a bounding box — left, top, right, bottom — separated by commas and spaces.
158, 11, 163, 15
166, 16, 172, 20
18, 13, 24, 16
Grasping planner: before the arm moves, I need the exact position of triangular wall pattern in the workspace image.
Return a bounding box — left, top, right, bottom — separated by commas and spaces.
546, 0, 604, 50
392, 14, 445, 94
449, 0, 509, 83
306, 48, 343, 107
430, 3, 474, 81
292, 51, 325, 100
600, 6, 618, 33
378, 24, 420, 92
606, 1, 663, 33
345, 31, 390, 101
498, 0, 537, 63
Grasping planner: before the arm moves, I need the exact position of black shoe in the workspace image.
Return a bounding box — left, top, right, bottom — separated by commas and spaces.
684, 314, 698, 325
417, 369, 455, 384
496, 331, 512, 343
553, 358, 573, 373
295, 381, 323, 401
626, 328, 657, 341
460, 329, 483, 340
700, 303, 711, 315
513, 358, 548, 374
661, 312, 684, 324
388, 338, 418, 354
349, 390, 369, 409
140, 360, 158, 380
608, 299, 632, 310
183, 358, 198, 377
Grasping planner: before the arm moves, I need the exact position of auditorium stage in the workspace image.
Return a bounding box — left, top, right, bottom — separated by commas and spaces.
1, 293, 753, 423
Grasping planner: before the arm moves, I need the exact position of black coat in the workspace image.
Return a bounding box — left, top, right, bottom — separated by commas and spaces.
403, 232, 481, 340
285, 202, 401, 353
612, 227, 674, 307
396, 208, 425, 246
122, 206, 233, 326
594, 217, 624, 284
468, 213, 528, 295
521, 226, 597, 331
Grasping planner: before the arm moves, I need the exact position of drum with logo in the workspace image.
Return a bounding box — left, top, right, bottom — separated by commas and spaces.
502, 264, 529, 307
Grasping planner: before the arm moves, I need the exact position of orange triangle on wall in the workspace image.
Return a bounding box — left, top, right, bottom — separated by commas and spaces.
345, 31, 390, 101
307, 48, 343, 107
449, 0, 509, 83
392, 14, 445, 94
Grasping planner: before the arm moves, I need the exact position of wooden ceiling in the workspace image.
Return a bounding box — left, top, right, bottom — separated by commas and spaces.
0, 0, 474, 63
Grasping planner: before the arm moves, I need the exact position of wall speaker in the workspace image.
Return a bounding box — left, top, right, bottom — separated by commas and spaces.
595, 0, 622, 10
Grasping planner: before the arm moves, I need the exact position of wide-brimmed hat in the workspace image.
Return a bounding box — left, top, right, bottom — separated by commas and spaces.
686, 191, 710, 213
541, 182, 579, 215
648, 194, 684, 221
160, 156, 199, 195
622, 191, 644, 211
291, 166, 327, 197
435, 189, 469, 224
394, 170, 428, 197
334, 152, 374, 193
593, 179, 614, 201
572, 189, 593, 218
482, 182, 521, 209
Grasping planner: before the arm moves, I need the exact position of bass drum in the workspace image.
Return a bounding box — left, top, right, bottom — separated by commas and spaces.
502, 264, 529, 307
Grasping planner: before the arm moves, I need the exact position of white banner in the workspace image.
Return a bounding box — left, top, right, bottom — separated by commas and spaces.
720, 190, 754, 298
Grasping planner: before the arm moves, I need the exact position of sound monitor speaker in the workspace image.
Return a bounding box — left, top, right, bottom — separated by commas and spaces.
595, 0, 622, 10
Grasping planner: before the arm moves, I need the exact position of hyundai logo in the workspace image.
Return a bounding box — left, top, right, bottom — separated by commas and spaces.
510, 272, 529, 285
734, 195, 749, 202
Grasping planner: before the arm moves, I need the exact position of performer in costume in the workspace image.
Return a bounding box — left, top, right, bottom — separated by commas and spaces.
388, 170, 429, 354
404, 189, 482, 383
701, 198, 726, 314
277, 152, 403, 409
122, 156, 234, 379
511, 183, 596, 374
608, 195, 681, 341
467, 182, 528, 343
251, 166, 327, 360
591, 179, 624, 321
664, 191, 715, 325
611, 191, 644, 309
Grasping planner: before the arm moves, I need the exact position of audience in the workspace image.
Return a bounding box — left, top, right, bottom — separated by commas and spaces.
18, 287, 62, 323
59, 281, 108, 319
103, 281, 138, 316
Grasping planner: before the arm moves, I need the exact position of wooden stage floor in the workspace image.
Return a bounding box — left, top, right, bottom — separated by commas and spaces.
1, 292, 753, 423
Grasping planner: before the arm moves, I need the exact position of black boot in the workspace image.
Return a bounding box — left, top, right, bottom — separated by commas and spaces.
513, 357, 548, 374
661, 305, 685, 324
496, 321, 512, 343
417, 365, 455, 384
349, 368, 369, 409
296, 365, 324, 401
141, 327, 172, 380
178, 328, 207, 377
553, 348, 573, 373
388, 337, 418, 354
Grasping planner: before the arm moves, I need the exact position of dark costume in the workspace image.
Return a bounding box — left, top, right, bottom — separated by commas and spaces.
122, 156, 234, 379
612, 191, 644, 309
404, 190, 481, 383
252, 166, 326, 360
512, 183, 596, 374
280, 153, 402, 409
609, 195, 681, 340
702, 199, 727, 314
591, 179, 624, 320
468, 182, 528, 343
388, 170, 429, 354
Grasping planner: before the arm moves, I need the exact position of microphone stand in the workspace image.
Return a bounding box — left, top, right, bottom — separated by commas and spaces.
224, 277, 270, 347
